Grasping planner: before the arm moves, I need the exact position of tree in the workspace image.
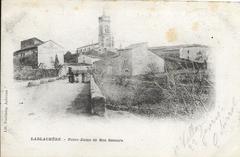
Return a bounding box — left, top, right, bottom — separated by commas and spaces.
54, 54, 60, 69
54, 54, 62, 75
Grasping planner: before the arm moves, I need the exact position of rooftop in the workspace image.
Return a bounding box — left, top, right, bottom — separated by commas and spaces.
14, 40, 64, 56
77, 43, 99, 49
21, 37, 44, 43
126, 42, 148, 49
149, 44, 209, 51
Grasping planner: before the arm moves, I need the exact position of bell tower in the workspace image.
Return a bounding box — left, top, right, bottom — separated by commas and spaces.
98, 11, 114, 53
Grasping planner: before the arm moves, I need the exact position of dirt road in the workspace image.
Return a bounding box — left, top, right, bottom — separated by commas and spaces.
13, 79, 91, 119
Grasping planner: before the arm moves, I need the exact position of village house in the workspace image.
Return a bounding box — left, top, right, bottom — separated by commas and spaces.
148, 44, 209, 71
76, 43, 100, 54
94, 42, 165, 76
14, 37, 65, 69
149, 44, 208, 60
78, 55, 100, 65
179, 45, 208, 63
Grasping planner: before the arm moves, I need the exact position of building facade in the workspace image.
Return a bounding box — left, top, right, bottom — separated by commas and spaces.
14, 38, 65, 69
38, 40, 65, 69
148, 44, 209, 71
94, 43, 165, 76
78, 55, 100, 65
76, 43, 100, 54
149, 44, 209, 62
21, 37, 44, 49
179, 45, 208, 63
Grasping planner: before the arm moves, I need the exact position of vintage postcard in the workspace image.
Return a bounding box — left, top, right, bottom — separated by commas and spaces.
1, 0, 240, 157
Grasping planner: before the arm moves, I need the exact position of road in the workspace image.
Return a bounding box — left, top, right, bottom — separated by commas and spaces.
13, 79, 91, 119
11, 79, 140, 122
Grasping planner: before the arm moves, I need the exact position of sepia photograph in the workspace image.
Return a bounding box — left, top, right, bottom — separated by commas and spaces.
1, 0, 240, 157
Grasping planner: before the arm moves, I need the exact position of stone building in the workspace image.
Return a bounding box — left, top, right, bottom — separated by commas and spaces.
78, 55, 100, 65
148, 44, 209, 71
76, 43, 100, 54
21, 37, 43, 49
14, 37, 65, 69
149, 44, 209, 62
76, 12, 114, 54
94, 43, 165, 76
179, 45, 208, 63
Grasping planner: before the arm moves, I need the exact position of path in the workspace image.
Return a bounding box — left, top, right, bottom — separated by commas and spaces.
13, 79, 91, 119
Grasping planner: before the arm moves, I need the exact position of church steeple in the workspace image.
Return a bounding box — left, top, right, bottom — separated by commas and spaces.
98, 11, 114, 53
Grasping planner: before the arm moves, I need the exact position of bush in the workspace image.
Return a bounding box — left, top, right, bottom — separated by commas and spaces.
14, 68, 58, 80
94, 67, 214, 118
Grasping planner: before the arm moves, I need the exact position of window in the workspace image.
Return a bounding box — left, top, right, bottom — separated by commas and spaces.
123, 59, 127, 65
99, 26, 103, 34
105, 26, 109, 33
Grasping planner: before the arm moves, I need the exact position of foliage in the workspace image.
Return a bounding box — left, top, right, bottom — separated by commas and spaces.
54, 54, 60, 69
64, 51, 78, 63
14, 68, 58, 80
93, 57, 214, 119
19, 53, 38, 68
143, 63, 161, 81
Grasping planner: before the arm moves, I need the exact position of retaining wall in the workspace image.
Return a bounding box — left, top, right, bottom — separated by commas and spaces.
27, 76, 66, 87
90, 75, 106, 116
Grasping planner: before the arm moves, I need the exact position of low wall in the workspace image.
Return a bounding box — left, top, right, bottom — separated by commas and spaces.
14, 67, 58, 80
90, 75, 106, 116
27, 76, 66, 87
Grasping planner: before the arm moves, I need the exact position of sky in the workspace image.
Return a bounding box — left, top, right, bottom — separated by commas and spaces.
2, 0, 240, 53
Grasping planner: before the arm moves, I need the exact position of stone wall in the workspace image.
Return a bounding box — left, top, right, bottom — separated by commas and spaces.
90, 75, 106, 116
14, 66, 58, 80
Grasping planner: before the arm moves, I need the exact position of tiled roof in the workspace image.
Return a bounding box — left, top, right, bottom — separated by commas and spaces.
77, 43, 99, 49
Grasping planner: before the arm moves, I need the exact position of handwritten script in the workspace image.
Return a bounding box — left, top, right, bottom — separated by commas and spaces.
174, 97, 240, 156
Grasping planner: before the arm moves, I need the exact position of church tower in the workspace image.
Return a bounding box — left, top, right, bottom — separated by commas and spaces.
98, 12, 114, 53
